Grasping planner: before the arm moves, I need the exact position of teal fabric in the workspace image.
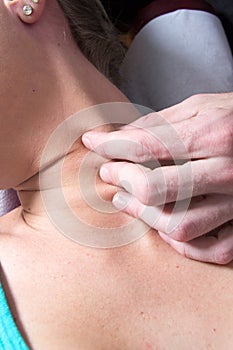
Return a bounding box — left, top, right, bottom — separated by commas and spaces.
0, 283, 28, 350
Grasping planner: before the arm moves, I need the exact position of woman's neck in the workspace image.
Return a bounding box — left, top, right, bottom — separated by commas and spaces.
13, 45, 142, 244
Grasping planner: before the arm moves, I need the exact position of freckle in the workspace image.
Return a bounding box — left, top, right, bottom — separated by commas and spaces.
176, 265, 180, 269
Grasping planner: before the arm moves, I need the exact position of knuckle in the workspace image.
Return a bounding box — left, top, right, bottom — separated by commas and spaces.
134, 146, 149, 163
218, 158, 233, 190
181, 128, 196, 156
187, 93, 206, 105
220, 157, 233, 170
224, 126, 233, 155
138, 177, 151, 205
212, 110, 233, 155
119, 163, 135, 190
142, 112, 155, 124
130, 200, 143, 219
132, 134, 151, 162
120, 163, 151, 205
147, 169, 166, 205
98, 144, 111, 159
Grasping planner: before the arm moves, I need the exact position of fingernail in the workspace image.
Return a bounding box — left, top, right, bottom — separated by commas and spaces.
99, 166, 111, 183
113, 192, 131, 210
82, 135, 93, 150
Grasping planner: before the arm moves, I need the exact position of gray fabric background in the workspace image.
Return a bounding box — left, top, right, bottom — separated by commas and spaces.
207, 0, 233, 50
101, 0, 233, 51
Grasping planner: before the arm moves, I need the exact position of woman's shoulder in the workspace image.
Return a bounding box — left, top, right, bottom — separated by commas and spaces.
0, 208, 24, 261
0, 209, 17, 231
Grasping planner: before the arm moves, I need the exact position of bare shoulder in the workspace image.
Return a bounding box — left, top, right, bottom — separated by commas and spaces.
0, 208, 24, 259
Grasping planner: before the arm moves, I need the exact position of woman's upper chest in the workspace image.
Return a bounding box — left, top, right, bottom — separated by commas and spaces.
1, 230, 233, 350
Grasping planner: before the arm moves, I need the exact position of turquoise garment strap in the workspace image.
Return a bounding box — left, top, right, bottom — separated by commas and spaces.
0, 283, 29, 350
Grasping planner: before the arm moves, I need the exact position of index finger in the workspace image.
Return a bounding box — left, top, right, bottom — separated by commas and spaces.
82, 121, 191, 162
82, 129, 166, 162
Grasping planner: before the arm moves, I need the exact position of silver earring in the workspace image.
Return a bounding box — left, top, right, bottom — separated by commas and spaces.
32, 0, 39, 3
22, 4, 33, 16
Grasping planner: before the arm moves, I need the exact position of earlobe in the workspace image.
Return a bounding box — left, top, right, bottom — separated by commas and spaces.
5, 0, 46, 24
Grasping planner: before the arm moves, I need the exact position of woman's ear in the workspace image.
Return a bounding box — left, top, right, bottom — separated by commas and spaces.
4, 0, 46, 24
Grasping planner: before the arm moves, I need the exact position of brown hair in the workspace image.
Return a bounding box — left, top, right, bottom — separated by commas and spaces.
57, 0, 125, 85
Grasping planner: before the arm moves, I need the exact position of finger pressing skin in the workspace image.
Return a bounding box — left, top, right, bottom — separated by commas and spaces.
82, 127, 180, 162
112, 191, 165, 231
82, 117, 198, 161
113, 192, 233, 243
100, 158, 233, 207
83, 104, 233, 161
159, 222, 233, 265
101, 161, 187, 206
100, 162, 154, 205
112, 191, 190, 236
113, 191, 233, 264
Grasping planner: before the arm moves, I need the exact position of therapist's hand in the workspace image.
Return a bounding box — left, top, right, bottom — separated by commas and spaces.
82, 93, 233, 264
